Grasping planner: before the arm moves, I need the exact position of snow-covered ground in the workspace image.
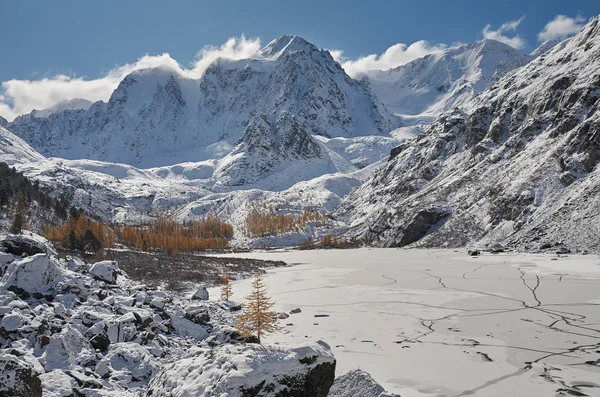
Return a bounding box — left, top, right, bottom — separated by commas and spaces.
211, 248, 600, 397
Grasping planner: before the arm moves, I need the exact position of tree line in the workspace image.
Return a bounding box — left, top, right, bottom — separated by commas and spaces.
244, 204, 324, 238
45, 214, 234, 254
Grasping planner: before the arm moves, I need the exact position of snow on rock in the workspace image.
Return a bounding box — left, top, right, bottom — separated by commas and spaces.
0, 254, 67, 297
146, 340, 336, 397
364, 39, 532, 117
30, 98, 93, 119
0, 232, 57, 257
0, 353, 43, 397
8, 35, 397, 168
39, 370, 78, 397
0, 125, 45, 165
95, 343, 159, 386
191, 286, 209, 300
89, 261, 119, 284
328, 370, 400, 397
1, 312, 22, 332
40, 325, 96, 371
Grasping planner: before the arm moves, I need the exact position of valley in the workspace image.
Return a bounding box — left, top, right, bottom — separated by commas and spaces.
1, 8, 600, 397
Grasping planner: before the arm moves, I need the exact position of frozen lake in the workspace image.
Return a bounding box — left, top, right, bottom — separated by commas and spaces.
211, 248, 600, 396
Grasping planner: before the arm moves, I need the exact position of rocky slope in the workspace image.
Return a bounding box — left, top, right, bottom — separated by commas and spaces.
8, 36, 398, 169
338, 16, 600, 253
0, 233, 338, 396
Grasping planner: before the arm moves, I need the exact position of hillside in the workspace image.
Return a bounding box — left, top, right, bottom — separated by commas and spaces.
338, 16, 600, 253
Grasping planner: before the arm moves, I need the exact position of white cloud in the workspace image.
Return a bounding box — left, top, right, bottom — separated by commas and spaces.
327, 49, 346, 64
0, 35, 261, 121
482, 16, 526, 49
332, 40, 447, 78
538, 15, 586, 42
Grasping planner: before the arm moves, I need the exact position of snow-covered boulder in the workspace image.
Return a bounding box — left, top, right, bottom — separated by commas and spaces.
1, 312, 22, 332
328, 369, 400, 397
0, 353, 43, 397
66, 256, 88, 273
191, 286, 209, 301
0, 254, 66, 297
0, 233, 57, 257
96, 343, 159, 387
89, 261, 118, 284
39, 370, 78, 397
146, 340, 336, 397
40, 326, 96, 371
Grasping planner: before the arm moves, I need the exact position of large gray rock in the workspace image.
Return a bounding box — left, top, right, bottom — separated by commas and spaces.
89, 261, 118, 284
146, 341, 336, 397
95, 343, 158, 386
0, 254, 66, 297
191, 286, 209, 301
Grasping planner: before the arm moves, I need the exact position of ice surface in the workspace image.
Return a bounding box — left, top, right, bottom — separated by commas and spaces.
213, 248, 600, 396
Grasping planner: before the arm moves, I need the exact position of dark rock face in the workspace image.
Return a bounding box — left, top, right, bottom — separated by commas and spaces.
240, 361, 335, 397
0, 235, 49, 257
183, 307, 210, 325
396, 209, 450, 247
0, 354, 43, 397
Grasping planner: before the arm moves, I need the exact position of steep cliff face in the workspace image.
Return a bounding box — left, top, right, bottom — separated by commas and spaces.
8, 36, 398, 168
214, 111, 331, 188
339, 17, 600, 252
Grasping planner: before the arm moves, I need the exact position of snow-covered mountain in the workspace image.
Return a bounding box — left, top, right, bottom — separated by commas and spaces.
213, 111, 355, 189
0, 125, 45, 165
363, 39, 532, 116
530, 39, 562, 57
29, 98, 93, 118
8, 36, 398, 168
338, 16, 600, 253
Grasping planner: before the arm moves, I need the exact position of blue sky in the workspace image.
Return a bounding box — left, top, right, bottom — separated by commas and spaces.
1, 0, 598, 120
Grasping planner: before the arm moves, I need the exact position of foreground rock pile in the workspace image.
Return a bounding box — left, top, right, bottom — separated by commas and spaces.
0, 234, 337, 397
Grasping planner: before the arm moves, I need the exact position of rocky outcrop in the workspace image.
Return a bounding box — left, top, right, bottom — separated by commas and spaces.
191, 286, 209, 301
146, 340, 336, 397
0, 233, 56, 257
214, 111, 325, 187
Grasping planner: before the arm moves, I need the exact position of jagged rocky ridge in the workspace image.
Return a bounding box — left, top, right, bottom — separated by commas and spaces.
0, 233, 340, 396
8, 36, 398, 168
338, 16, 600, 253
363, 39, 533, 116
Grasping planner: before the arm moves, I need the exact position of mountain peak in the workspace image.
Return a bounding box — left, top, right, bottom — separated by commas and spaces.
257, 35, 319, 59
30, 98, 93, 118
471, 38, 524, 55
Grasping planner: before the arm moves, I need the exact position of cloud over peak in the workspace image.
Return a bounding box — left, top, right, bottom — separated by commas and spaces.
538, 15, 586, 42
482, 16, 526, 49
331, 40, 447, 78
0, 36, 261, 122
